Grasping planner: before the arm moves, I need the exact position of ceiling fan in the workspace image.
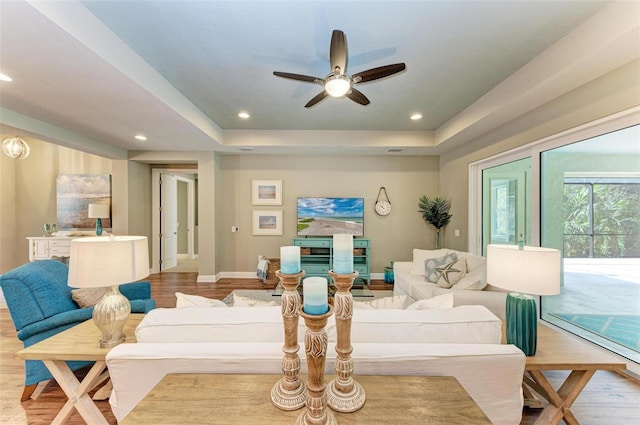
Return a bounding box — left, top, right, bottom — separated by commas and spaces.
274, 30, 406, 108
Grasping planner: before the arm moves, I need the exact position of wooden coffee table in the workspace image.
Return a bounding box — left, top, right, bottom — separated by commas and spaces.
517, 323, 627, 425
120, 374, 492, 424
16, 314, 144, 425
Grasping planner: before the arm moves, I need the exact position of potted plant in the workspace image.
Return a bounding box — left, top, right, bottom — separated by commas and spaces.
417, 196, 452, 249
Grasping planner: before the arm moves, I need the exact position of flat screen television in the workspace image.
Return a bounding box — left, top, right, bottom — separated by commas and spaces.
297, 197, 364, 237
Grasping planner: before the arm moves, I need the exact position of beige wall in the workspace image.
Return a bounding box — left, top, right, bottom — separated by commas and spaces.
214, 155, 439, 274
439, 59, 640, 252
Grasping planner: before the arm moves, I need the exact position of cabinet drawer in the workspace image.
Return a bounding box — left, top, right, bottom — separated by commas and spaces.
353, 239, 369, 248
49, 240, 71, 249
354, 264, 369, 274
294, 239, 331, 248
303, 264, 331, 274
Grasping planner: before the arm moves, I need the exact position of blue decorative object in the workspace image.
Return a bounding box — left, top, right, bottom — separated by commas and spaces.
0, 260, 156, 400
506, 293, 537, 356
384, 262, 394, 284
96, 217, 103, 236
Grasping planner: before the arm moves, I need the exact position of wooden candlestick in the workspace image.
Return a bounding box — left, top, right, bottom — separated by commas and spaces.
326, 270, 366, 413
271, 270, 307, 411
296, 305, 337, 425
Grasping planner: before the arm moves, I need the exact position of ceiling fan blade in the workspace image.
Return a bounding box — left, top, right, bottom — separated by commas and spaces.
273, 71, 322, 83
330, 30, 347, 75
352, 63, 406, 83
305, 91, 329, 108
346, 88, 370, 106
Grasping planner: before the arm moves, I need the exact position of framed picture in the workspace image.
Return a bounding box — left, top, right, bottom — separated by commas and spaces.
252, 210, 283, 235
56, 174, 112, 230
252, 179, 282, 205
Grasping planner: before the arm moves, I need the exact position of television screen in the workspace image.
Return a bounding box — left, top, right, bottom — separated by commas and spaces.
297, 197, 364, 236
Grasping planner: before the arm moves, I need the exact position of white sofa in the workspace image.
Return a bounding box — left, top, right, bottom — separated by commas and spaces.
394, 248, 509, 319
106, 305, 525, 425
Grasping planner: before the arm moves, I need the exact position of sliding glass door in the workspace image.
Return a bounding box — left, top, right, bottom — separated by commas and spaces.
540, 125, 640, 363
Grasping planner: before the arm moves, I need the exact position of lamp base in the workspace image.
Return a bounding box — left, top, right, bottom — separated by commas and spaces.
93, 285, 131, 348
505, 293, 537, 356
95, 218, 103, 236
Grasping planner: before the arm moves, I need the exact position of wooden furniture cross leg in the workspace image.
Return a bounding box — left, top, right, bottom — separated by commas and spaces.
524, 369, 596, 425
43, 360, 110, 425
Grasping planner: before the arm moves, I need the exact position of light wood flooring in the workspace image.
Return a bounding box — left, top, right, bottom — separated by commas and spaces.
1, 272, 638, 424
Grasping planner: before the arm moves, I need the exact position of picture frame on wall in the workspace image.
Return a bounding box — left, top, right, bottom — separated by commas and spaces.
252, 179, 282, 205
252, 210, 283, 235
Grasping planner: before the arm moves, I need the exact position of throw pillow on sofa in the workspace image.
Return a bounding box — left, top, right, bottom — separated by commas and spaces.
72, 288, 106, 308
175, 292, 228, 308
425, 252, 458, 283
452, 266, 488, 291
436, 258, 467, 288
410, 248, 449, 275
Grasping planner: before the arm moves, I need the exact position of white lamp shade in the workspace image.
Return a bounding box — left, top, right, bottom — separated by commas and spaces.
68, 236, 149, 288
88, 203, 110, 219
486, 244, 561, 296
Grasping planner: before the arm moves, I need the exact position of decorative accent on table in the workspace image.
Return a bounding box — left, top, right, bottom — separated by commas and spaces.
326, 270, 366, 413
486, 244, 560, 356
43, 223, 57, 237
296, 305, 337, 425
384, 261, 394, 284
252, 210, 283, 235
271, 270, 307, 411
281, 246, 301, 274
417, 195, 452, 249
332, 234, 353, 274
374, 186, 392, 216
251, 179, 282, 205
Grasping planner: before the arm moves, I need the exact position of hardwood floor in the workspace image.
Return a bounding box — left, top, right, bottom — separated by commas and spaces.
1, 272, 638, 424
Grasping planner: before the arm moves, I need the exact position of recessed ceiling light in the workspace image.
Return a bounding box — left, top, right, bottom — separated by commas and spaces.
134, 134, 147, 141
387, 148, 405, 153
238, 147, 255, 152
410, 113, 422, 121
238, 112, 250, 119
0, 73, 13, 82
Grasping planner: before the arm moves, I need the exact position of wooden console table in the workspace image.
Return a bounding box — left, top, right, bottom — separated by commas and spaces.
16, 314, 144, 425
120, 374, 492, 425
518, 323, 627, 425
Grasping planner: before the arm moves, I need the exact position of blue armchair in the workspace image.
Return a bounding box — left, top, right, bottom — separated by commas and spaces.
0, 260, 155, 401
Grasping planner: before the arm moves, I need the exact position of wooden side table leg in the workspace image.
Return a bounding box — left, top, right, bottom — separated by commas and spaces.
529, 369, 596, 425
44, 360, 110, 425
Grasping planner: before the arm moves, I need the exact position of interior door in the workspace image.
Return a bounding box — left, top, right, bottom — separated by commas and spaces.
482, 170, 527, 255
160, 173, 178, 270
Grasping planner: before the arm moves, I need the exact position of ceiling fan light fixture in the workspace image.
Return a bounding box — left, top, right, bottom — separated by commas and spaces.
2, 136, 30, 159
324, 74, 351, 97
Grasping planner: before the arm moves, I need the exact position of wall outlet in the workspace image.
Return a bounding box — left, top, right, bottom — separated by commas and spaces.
454, 229, 460, 237
231, 226, 239, 233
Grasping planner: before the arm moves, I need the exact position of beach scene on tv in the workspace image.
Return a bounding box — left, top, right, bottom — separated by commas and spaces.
297, 197, 364, 236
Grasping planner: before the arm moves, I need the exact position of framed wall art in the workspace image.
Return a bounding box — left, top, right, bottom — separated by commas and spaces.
56, 174, 112, 230
252, 179, 282, 205
252, 210, 283, 235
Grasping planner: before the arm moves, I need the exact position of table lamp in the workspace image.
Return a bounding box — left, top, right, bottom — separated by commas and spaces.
68, 235, 149, 348
486, 244, 560, 356
88, 203, 110, 236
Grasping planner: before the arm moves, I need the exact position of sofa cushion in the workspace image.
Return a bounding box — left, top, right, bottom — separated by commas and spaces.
453, 265, 488, 291
436, 258, 467, 288
410, 249, 449, 275
353, 295, 412, 310
175, 292, 228, 308
406, 293, 453, 310
425, 252, 458, 283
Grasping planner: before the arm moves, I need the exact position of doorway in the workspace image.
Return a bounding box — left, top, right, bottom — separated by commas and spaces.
151, 169, 198, 273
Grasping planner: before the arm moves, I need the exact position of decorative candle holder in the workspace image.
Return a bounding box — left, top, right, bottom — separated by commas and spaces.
326, 270, 366, 413
271, 270, 307, 411
296, 305, 337, 425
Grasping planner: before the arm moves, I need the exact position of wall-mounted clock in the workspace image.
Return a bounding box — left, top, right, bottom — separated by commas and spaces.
375, 187, 392, 216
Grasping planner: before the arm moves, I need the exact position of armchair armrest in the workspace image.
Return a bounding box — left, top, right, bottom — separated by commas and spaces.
120, 281, 152, 300
17, 308, 93, 342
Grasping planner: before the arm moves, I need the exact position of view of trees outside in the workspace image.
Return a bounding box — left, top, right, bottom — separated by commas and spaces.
564, 180, 640, 258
